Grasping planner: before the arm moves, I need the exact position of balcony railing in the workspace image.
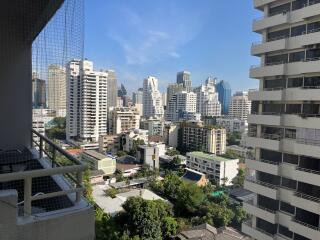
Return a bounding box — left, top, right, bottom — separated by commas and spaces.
292, 218, 320, 231
296, 166, 320, 175
296, 138, 320, 146
246, 178, 279, 189
245, 200, 277, 214
243, 221, 276, 237
0, 129, 87, 217
294, 191, 320, 203
260, 133, 282, 140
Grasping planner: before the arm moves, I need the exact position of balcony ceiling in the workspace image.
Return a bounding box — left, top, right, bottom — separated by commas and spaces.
0, 0, 64, 42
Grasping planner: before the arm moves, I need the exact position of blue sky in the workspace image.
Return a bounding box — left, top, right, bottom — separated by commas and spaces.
85, 0, 261, 94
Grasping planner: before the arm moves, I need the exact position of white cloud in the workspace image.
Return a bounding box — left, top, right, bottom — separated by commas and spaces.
168, 51, 180, 58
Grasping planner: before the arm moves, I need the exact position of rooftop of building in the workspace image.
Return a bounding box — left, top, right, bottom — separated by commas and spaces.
177, 223, 250, 240
182, 168, 205, 183
83, 150, 109, 160
116, 163, 142, 172
187, 152, 238, 162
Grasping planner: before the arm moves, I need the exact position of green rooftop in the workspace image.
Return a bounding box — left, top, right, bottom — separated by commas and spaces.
188, 151, 237, 162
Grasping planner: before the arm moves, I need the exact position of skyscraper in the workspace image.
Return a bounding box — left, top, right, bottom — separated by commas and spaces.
107, 70, 117, 109
243, 1, 320, 240
66, 60, 108, 142
228, 91, 251, 120
177, 71, 192, 92
193, 77, 221, 117
32, 76, 46, 109
216, 80, 231, 115
48, 64, 66, 116
143, 76, 164, 119
167, 83, 185, 104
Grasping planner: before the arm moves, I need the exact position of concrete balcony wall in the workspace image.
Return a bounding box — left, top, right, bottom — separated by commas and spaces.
285, 88, 320, 101
294, 168, 320, 186
243, 202, 277, 224
278, 187, 294, 203
252, 31, 320, 56
277, 211, 292, 228
253, 13, 289, 32
291, 194, 320, 214
286, 60, 320, 76
289, 219, 320, 240
250, 64, 285, 78
252, 38, 286, 56
294, 142, 320, 159
242, 222, 275, 240
281, 114, 320, 129
249, 90, 282, 101
280, 139, 295, 155
254, 0, 277, 9
246, 136, 280, 151
246, 159, 279, 176
279, 162, 296, 179
248, 114, 281, 126
253, 3, 320, 32
244, 180, 279, 199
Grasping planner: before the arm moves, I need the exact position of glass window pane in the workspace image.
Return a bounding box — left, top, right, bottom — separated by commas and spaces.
291, 25, 307, 37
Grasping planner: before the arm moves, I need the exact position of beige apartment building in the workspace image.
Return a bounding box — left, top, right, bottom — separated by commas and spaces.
243, 1, 320, 240
178, 121, 226, 154
108, 107, 141, 134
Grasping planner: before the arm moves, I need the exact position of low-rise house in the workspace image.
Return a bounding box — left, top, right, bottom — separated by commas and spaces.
177, 223, 250, 240
136, 143, 165, 169
81, 150, 116, 175
116, 163, 142, 177
121, 129, 149, 152
98, 134, 120, 155
182, 168, 208, 187
186, 152, 239, 186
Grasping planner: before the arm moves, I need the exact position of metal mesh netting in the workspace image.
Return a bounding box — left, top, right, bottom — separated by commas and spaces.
0, 0, 85, 217
32, 0, 84, 116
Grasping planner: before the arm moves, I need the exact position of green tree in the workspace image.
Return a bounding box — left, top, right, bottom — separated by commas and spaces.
105, 188, 118, 198
162, 172, 183, 199
128, 139, 145, 156
166, 148, 180, 156
199, 202, 234, 228
176, 182, 205, 215
232, 168, 245, 187
117, 151, 128, 157
162, 216, 178, 238
121, 197, 177, 240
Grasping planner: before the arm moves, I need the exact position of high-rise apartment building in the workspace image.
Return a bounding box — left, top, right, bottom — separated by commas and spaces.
66, 60, 108, 142
107, 106, 140, 134
32, 77, 46, 108
178, 121, 226, 154
48, 64, 66, 117
216, 80, 231, 115
194, 77, 222, 117
167, 83, 185, 104
107, 70, 117, 109
228, 91, 251, 120
177, 71, 192, 92
166, 91, 197, 122
143, 76, 164, 119
243, 1, 320, 240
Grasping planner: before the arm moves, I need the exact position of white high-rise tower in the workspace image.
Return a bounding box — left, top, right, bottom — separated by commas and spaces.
143, 76, 164, 119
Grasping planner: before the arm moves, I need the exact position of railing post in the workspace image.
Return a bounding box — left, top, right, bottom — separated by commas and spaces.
24, 177, 32, 216
76, 171, 82, 203
52, 149, 56, 168
39, 137, 43, 159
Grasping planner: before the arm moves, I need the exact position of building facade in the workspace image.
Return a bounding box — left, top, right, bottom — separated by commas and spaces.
194, 77, 221, 117
177, 71, 192, 92
140, 117, 164, 136
66, 60, 108, 142
98, 135, 120, 155
107, 107, 140, 134
81, 150, 116, 175
132, 88, 143, 105
228, 91, 251, 120
166, 91, 197, 122
48, 64, 66, 117
216, 80, 231, 115
107, 70, 118, 109
166, 83, 185, 104
32, 77, 46, 108
143, 76, 164, 119
186, 152, 239, 186
178, 121, 226, 154
243, 1, 320, 240
216, 117, 248, 134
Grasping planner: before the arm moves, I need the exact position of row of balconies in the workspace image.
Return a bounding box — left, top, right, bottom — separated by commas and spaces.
253, 1, 320, 32
252, 29, 320, 56
246, 135, 320, 159
242, 208, 320, 240
250, 58, 320, 79
248, 112, 320, 129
